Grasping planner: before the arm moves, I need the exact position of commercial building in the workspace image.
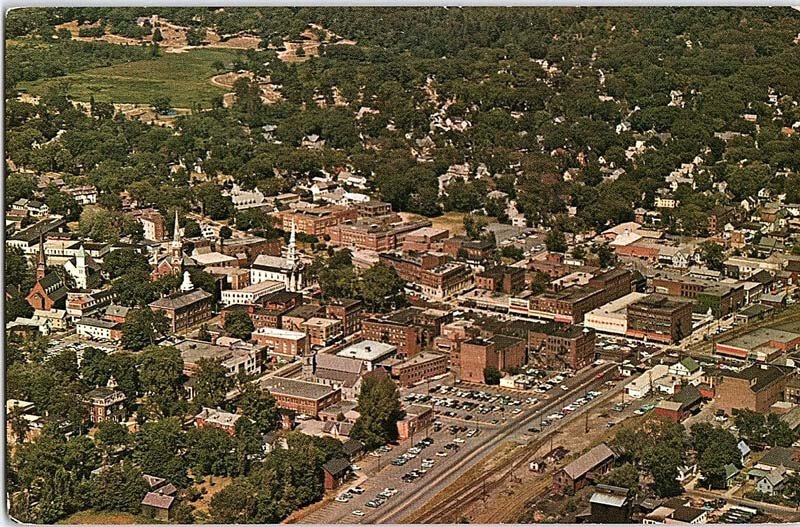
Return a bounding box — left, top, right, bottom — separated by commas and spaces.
220, 280, 285, 307
528, 323, 596, 370
626, 294, 693, 344
361, 307, 451, 358
652, 273, 745, 317
260, 377, 342, 417
396, 404, 434, 441
388, 352, 449, 387
459, 335, 526, 384
475, 265, 526, 294
715, 328, 800, 361
301, 317, 343, 347
336, 340, 397, 370
252, 327, 310, 356
149, 288, 214, 333
324, 298, 363, 337
584, 292, 649, 336
714, 364, 793, 414
379, 251, 473, 300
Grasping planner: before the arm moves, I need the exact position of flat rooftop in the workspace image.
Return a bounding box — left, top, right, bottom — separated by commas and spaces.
261, 377, 337, 400
337, 340, 397, 361
586, 292, 648, 318
720, 328, 800, 351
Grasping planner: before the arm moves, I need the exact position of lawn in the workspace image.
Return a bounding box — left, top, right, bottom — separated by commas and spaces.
19, 48, 247, 108
59, 510, 152, 524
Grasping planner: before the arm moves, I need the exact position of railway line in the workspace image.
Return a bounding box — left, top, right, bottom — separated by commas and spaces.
371, 362, 620, 524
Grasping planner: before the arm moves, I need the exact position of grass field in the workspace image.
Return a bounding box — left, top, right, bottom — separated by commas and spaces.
59, 510, 152, 524
19, 48, 246, 108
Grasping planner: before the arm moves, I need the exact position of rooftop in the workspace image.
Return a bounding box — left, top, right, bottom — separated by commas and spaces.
261, 377, 338, 401
337, 340, 397, 361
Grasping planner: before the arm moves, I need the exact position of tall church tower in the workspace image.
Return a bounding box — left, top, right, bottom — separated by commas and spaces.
74, 244, 88, 289
36, 229, 47, 280
171, 210, 183, 263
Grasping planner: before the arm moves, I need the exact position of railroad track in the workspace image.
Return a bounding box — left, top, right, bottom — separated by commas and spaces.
398, 365, 623, 524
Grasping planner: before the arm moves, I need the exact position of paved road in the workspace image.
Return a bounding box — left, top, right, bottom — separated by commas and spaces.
687, 488, 800, 522
295, 362, 618, 524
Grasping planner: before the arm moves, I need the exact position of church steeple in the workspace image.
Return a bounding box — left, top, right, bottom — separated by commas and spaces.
287, 219, 297, 267
171, 210, 182, 260
36, 228, 47, 280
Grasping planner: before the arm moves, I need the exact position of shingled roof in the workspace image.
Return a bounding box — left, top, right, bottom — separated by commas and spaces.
562, 443, 615, 480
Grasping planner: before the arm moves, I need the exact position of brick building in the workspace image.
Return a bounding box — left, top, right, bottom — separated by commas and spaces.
399, 226, 450, 252
362, 307, 452, 358
459, 335, 526, 384
475, 265, 526, 294
626, 294, 693, 344
260, 377, 342, 417
528, 323, 597, 370
84, 384, 127, 423
149, 288, 213, 333
389, 352, 449, 387
553, 443, 615, 494
276, 206, 358, 236
326, 217, 431, 252
378, 251, 473, 300
714, 364, 793, 414
324, 298, 363, 337
252, 327, 310, 356
653, 274, 744, 317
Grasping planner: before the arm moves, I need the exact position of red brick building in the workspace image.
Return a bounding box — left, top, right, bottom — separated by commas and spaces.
325, 298, 363, 337
475, 265, 526, 294
528, 323, 597, 370
714, 364, 792, 414
459, 335, 526, 384
378, 251, 473, 300
276, 206, 358, 236
626, 294, 693, 344
389, 352, 449, 387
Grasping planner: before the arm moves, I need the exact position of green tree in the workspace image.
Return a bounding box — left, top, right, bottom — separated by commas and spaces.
121, 308, 169, 351
186, 426, 237, 477
484, 366, 501, 385
545, 228, 568, 253
87, 462, 148, 513
133, 417, 188, 486
698, 241, 726, 272
237, 382, 280, 434
358, 263, 405, 312
138, 346, 185, 417
224, 310, 255, 340
194, 358, 233, 408
351, 375, 404, 450
95, 420, 129, 456
102, 247, 150, 279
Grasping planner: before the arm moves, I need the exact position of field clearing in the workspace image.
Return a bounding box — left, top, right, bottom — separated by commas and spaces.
18, 48, 244, 108
399, 211, 467, 236
59, 511, 151, 524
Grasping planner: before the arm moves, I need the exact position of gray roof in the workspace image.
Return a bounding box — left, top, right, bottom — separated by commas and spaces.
261, 377, 338, 401
149, 288, 212, 310
322, 457, 351, 476
141, 491, 175, 509
562, 443, 615, 480
589, 485, 629, 507
316, 353, 365, 374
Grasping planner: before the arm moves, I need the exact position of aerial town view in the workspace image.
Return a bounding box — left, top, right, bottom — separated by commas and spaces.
5, 6, 800, 525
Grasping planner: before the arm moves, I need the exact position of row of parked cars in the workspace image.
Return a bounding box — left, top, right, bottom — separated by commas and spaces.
390, 437, 434, 466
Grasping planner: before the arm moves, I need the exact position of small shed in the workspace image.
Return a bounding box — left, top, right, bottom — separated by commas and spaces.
322, 457, 352, 490
141, 491, 175, 521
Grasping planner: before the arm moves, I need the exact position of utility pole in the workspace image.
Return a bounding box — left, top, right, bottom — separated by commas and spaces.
584, 412, 589, 434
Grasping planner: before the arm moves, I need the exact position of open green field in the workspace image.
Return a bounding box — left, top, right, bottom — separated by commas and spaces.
19, 47, 244, 108
58, 510, 154, 524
